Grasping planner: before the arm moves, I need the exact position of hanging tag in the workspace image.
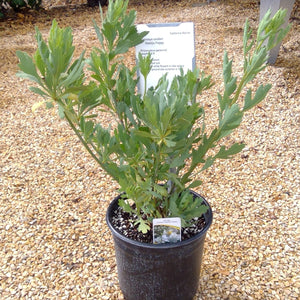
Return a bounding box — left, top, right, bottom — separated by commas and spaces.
153, 217, 181, 244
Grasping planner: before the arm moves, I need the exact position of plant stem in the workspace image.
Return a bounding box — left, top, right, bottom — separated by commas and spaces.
63, 112, 118, 182
231, 78, 245, 106
64, 112, 101, 164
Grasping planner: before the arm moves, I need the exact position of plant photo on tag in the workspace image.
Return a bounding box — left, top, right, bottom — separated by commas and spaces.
153, 217, 181, 244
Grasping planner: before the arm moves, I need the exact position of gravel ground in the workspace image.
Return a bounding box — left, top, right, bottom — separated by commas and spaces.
0, 0, 299, 299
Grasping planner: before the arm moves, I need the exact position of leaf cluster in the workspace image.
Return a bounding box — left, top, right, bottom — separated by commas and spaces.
16, 0, 290, 233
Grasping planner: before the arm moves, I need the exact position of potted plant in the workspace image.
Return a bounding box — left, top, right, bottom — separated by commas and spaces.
16, 0, 290, 299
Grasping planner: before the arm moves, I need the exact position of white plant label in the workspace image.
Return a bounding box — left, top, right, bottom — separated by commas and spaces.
136, 22, 195, 93
153, 217, 181, 244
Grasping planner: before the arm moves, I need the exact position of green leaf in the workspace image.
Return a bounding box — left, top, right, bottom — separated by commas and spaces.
243, 19, 254, 57
153, 184, 168, 198
190, 130, 217, 165
225, 77, 237, 97
223, 51, 233, 84
187, 180, 203, 189
16, 51, 42, 85
169, 191, 208, 227
138, 52, 152, 80
135, 218, 150, 234
243, 84, 271, 112
219, 104, 243, 134
215, 143, 245, 159
80, 117, 95, 141
102, 22, 117, 51
92, 19, 104, 47
59, 51, 85, 88
257, 9, 272, 41
201, 156, 215, 172
29, 86, 49, 98
34, 48, 46, 77
167, 173, 184, 190
45, 101, 54, 109
169, 151, 190, 169
118, 198, 132, 213
58, 103, 65, 119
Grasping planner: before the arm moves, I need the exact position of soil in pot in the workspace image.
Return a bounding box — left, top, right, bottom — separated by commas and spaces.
111, 205, 207, 244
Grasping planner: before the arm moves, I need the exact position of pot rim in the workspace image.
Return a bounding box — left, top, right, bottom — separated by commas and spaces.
106, 190, 213, 249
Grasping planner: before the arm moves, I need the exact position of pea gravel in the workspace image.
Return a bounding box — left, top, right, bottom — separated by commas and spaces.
0, 0, 299, 299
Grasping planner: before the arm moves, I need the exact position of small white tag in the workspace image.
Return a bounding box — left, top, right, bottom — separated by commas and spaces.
153, 217, 181, 244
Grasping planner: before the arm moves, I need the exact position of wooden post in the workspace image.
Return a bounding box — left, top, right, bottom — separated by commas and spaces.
260, 0, 295, 64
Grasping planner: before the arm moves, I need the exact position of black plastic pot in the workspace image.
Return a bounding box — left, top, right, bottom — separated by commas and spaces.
106, 190, 213, 300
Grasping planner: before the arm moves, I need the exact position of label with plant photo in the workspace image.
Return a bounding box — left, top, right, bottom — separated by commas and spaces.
153, 217, 181, 244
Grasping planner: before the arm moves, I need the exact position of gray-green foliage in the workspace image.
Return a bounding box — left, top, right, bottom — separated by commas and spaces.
16, 0, 290, 233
